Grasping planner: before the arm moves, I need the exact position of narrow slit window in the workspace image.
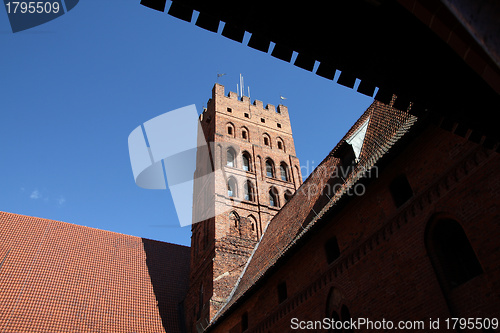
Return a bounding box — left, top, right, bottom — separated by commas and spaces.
277, 282, 287, 303
325, 237, 340, 264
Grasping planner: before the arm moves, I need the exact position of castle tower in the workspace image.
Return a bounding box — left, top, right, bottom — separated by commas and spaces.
185, 83, 302, 332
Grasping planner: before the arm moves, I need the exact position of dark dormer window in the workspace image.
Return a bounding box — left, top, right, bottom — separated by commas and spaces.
333, 141, 356, 178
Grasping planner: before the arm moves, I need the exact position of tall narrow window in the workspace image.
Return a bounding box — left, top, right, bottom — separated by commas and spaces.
244, 181, 254, 201
241, 126, 249, 141
266, 159, 274, 177
242, 153, 251, 171
269, 187, 279, 207
389, 174, 413, 208
227, 123, 235, 137
277, 281, 287, 303
277, 138, 284, 151
341, 305, 353, 333
227, 178, 237, 198
328, 312, 341, 333
284, 190, 293, 203
428, 218, 483, 288
226, 148, 235, 167
325, 237, 340, 264
263, 134, 271, 147
229, 211, 239, 227
198, 284, 203, 319
280, 162, 289, 181
241, 312, 248, 331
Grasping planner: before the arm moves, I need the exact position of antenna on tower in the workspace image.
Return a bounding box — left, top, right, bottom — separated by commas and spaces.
239, 73, 244, 98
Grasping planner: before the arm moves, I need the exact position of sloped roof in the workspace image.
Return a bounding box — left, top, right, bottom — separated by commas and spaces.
211, 98, 418, 324
0, 211, 190, 333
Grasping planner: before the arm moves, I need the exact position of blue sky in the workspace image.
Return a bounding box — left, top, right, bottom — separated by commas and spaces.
0, 0, 374, 246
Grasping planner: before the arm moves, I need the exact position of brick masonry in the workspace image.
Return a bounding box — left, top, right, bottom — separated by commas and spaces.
205, 104, 500, 332
184, 84, 303, 333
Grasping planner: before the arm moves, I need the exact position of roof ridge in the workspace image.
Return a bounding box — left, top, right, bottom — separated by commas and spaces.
0, 211, 185, 246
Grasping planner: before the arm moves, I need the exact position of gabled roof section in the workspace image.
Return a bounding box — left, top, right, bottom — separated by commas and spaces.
210, 97, 418, 325
0, 211, 190, 333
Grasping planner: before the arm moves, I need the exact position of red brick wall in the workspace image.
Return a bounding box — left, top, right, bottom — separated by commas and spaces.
209, 124, 500, 332
185, 84, 303, 332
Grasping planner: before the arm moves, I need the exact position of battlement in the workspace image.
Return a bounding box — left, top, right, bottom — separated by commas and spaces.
212, 83, 289, 117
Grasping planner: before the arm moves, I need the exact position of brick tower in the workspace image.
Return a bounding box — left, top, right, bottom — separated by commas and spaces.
184, 83, 302, 332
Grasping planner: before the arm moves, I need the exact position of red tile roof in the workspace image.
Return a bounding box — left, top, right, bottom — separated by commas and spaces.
0, 211, 190, 333
211, 98, 418, 323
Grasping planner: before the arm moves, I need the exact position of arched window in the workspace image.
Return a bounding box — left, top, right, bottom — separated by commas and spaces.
341, 305, 353, 333
227, 123, 235, 137
269, 187, 279, 207
248, 215, 258, 239
244, 181, 254, 201
227, 177, 237, 198
277, 138, 285, 151
280, 162, 289, 181
266, 159, 275, 178
241, 127, 249, 141
229, 211, 240, 227
263, 133, 271, 147
242, 152, 251, 172
427, 218, 483, 289
284, 190, 293, 203
226, 148, 236, 167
